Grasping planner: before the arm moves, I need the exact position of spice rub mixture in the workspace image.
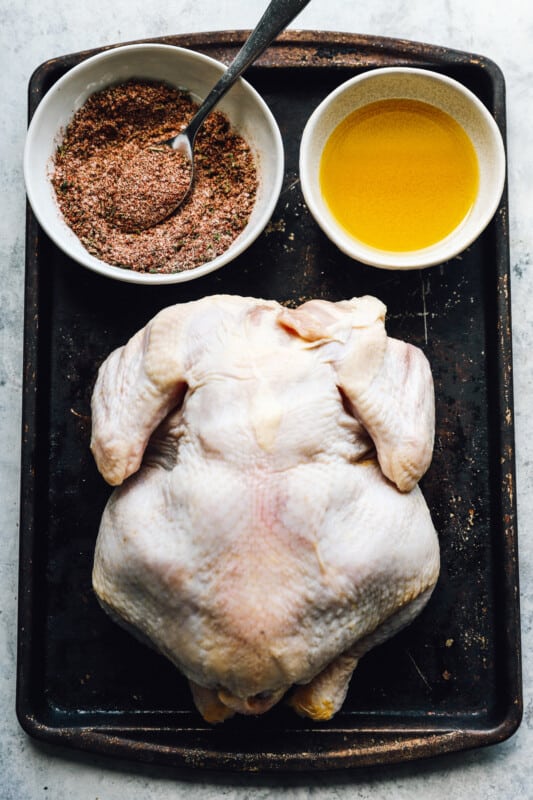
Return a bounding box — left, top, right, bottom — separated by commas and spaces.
52, 80, 258, 274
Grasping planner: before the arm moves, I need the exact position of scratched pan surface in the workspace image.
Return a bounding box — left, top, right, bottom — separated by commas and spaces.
18, 31, 521, 770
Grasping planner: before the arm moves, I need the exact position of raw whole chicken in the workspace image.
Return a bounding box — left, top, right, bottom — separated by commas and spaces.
91, 294, 439, 722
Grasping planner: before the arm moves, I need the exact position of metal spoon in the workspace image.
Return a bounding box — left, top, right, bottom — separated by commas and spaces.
109, 0, 311, 232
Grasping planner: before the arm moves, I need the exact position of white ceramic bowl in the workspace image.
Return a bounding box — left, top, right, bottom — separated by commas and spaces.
299, 67, 506, 270
24, 43, 284, 284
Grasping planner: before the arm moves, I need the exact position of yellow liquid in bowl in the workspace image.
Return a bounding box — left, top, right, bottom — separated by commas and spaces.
319, 98, 479, 252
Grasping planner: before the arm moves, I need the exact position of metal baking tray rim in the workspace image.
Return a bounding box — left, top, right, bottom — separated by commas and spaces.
18, 28, 522, 772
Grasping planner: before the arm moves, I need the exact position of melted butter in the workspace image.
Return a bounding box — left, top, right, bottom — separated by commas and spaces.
320, 98, 479, 252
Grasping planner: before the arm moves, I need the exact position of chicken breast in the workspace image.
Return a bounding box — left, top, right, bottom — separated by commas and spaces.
91, 294, 439, 722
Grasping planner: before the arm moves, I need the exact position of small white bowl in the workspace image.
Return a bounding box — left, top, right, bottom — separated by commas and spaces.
299, 67, 506, 270
24, 43, 284, 284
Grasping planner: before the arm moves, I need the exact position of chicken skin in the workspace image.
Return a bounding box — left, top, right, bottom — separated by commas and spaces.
90, 294, 439, 722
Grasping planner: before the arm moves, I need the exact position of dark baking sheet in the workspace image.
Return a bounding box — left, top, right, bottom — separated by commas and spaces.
18, 30, 521, 771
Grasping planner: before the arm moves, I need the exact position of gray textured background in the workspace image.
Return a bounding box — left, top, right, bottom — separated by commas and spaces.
1, 0, 531, 796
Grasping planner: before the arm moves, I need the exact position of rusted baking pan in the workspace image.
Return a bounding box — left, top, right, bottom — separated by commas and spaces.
18, 30, 521, 770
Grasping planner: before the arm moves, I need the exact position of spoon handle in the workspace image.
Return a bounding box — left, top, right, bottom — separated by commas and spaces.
184, 0, 311, 143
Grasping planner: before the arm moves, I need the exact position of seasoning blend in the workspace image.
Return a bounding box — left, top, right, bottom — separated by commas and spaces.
52, 80, 258, 274
101, 145, 193, 233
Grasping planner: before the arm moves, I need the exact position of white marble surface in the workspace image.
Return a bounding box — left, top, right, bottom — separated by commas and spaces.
1, 0, 531, 796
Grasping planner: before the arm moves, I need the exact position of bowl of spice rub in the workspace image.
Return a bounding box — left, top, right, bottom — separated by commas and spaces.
299, 66, 506, 270
24, 43, 284, 283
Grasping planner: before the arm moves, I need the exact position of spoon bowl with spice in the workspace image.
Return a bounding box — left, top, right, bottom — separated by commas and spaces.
107, 0, 311, 232
24, 42, 285, 283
